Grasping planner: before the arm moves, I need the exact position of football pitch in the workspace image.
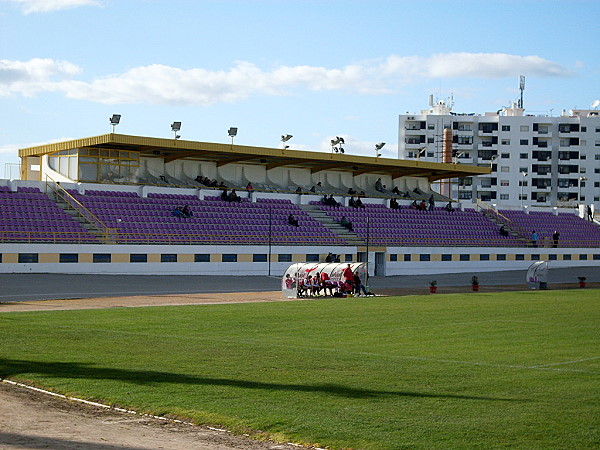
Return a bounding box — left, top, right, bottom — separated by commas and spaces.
1, 290, 598, 449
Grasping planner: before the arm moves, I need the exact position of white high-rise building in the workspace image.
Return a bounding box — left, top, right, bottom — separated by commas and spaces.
398, 100, 600, 209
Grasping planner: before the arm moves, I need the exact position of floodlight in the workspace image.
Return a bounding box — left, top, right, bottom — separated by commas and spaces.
330, 138, 340, 146
375, 142, 385, 150
281, 134, 293, 142
171, 122, 181, 132
228, 127, 238, 137
337, 136, 345, 144
109, 114, 121, 132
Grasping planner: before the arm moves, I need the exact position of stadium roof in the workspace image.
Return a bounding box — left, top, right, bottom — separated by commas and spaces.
19, 133, 491, 182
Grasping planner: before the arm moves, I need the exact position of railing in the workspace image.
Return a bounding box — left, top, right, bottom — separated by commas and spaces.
2, 229, 598, 248
44, 176, 116, 243
476, 199, 530, 242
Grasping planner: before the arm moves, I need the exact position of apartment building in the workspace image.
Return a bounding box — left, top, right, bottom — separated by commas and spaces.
398, 100, 600, 209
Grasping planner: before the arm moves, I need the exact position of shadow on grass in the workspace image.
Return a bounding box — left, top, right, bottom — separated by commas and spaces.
0, 358, 518, 401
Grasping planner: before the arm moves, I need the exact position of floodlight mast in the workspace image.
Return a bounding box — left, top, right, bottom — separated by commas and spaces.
375, 142, 385, 158
109, 114, 121, 133
228, 127, 238, 145
281, 134, 293, 149
171, 121, 182, 139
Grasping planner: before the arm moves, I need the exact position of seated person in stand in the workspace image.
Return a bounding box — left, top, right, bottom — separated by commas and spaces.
445, 202, 455, 212
375, 178, 384, 192
228, 189, 241, 202
246, 182, 253, 190
499, 225, 509, 237
349, 196, 357, 208
173, 207, 184, 218
358, 190, 366, 197
220, 188, 229, 201
340, 216, 353, 231
347, 187, 356, 195
325, 252, 334, 263
390, 198, 399, 209
411, 200, 419, 209
295, 186, 303, 194
181, 205, 192, 218
392, 186, 400, 195
288, 214, 299, 227
418, 201, 427, 211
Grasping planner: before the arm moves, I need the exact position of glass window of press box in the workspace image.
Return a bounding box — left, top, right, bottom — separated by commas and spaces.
48, 148, 140, 183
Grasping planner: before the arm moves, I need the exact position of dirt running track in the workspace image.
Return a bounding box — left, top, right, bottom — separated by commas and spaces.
1, 284, 595, 449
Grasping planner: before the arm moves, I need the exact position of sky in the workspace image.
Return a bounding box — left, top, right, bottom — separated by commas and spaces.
1, 0, 599, 178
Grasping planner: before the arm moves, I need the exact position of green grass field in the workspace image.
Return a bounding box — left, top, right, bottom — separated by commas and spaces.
1, 290, 599, 449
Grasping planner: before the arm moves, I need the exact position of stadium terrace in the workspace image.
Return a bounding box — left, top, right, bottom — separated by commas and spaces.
0, 133, 598, 276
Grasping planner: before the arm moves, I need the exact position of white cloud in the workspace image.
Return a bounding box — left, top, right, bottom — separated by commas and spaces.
0, 53, 572, 105
0, 58, 81, 97
3, 0, 101, 14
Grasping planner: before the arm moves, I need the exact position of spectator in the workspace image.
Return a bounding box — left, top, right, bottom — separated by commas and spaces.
288, 214, 299, 227
445, 202, 454, 212
375, 178, 384, 192
246, 182, 253, 191
358, 190, 366, 197
499, 225, 509, 237
355, 197, 365, 208
325, 252, 334, 263
531, 230, 538, 248
295, 186, 303, 194
418, 201, 427, 211
587, 205, 594, 221
340, 216, 353, 231
220, 188, 229, 201
349, 196, 357, 208
348, 188, 356, 195
392, 186, 400, 195
428, 195, 435, 211
228, 189, 241, 202
181, 205, 192, 218
390, 198, 399, 209
552, 230, 560, 248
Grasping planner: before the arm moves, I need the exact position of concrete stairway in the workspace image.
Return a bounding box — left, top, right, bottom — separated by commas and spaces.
300, 204, 366, 246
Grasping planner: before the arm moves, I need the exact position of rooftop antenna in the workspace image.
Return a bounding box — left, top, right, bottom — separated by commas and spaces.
518, 75, 525, 108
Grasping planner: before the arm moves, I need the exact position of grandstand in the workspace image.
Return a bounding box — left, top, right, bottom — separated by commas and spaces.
1, 133, 598, 275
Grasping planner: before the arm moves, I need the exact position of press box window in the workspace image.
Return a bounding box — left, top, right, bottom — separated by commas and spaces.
161, 254, 177, 263
59, 253, 78, 263
222, 254, 238, 263
130, 254, 147, 263
194, 254, 210, 262
253, 254, 267, 262
18, 253, 38, 263
516, 254, 525, 261
93, 253, 111, 263
278, 254, 292, 263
